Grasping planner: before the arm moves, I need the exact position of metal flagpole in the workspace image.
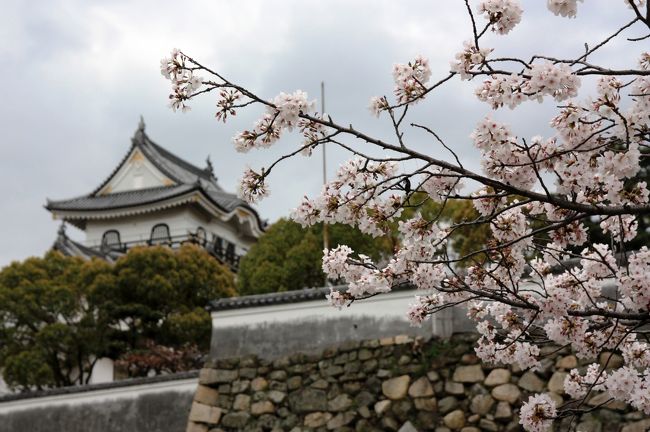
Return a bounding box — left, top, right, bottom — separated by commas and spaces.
321, 81, 330, 285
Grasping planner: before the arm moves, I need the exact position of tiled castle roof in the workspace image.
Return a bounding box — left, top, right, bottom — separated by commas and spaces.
45, 119, 263, 229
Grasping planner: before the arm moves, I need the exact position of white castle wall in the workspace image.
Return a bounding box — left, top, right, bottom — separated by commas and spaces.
84, 207, 253, 255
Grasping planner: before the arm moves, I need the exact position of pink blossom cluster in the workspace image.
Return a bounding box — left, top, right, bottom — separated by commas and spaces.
407, 295, 443, 326
233, 90, 315, 153
526, 61, 581, 102
564, 361, 650, 415
162, 2, 650, 429
474, 74, 526, 109
160, 49, 203, 112
318, 214, 450, 312
519, 394, 557, 432
292, 157, 402, 237
392, 55, 431, 104
450, 41, 493, 80
474, 61, 580, 109
478, 0, 523, 35
546, 0, 583, 18
368, 96, 389, 117
471, 187, 505, 216
470, 117, 538, 189
421, 168, 463, 202
321, 245, 390, 299
618, 247, 650, 312
238, 168, 268, 203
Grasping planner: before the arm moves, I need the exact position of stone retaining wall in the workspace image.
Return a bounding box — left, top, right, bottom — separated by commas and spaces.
187, 334, 650, 432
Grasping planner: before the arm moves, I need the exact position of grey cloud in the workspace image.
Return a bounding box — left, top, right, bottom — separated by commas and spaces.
0, 0, 641, 265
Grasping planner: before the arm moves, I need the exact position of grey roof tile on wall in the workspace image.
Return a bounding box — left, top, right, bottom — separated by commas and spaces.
208, 287, 334, 311
208, 284, 417, 312
0, 370, 199, 403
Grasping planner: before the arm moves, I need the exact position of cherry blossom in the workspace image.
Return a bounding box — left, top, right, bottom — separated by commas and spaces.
479, 0, 523, 34
163, 2, 650, 429
520, 394, 557, 431
525, 61, 581, 102
450, 41, 493, 80
392, 56, 431, 103
368, 96, 389, 117
238, 168, 269, 203
546, 0, 583, 18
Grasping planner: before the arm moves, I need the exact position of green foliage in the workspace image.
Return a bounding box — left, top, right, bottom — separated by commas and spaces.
237, 219, 393, 295
0, 252, 113, 390
96, 244, 235, 352
0, 244, 236, 390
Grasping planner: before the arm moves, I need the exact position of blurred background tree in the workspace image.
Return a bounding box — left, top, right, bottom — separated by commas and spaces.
0, 252, 114, 390
98, 244, 235, 358
0, 244, 236, 389
237, 219, 394, 295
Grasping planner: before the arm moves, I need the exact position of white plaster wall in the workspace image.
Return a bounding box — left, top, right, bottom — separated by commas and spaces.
88, 358, 114, 384
103, 149, 171, 193
85, 207, 252, 255
85, 207, 206, 246
212, 289, 433, 331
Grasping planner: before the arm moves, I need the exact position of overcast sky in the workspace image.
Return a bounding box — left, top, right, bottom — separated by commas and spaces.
0, 0, 642, 266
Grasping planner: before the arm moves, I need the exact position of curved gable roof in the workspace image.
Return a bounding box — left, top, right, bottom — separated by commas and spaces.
46, 120, 265, 232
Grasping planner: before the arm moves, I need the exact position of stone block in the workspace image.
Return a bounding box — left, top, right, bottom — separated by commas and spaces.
409, 376, 434, 398
484, 369, 510, 387
288, 388, 328, 412
444, 381, 465, 395
518, 371, 545, 393
250, 376, 269, 391
374, 399, 392, 415
382, 375, 411, 400
233, 394, 251, 411
304, 412, 332, 428
414, 397, 437, 412
470, 394, 495, 415
452, 365, 485, 383
491, 384, 521, 404
328, 394, 353, 412
188, 402, 221, 424
194, 385, 219, 405
251, 400, 275, 415
326, 412, 355, 430
221, 412, 250, 429
199, 368, 238, 385
548, 371, 568, 394
443, 409, 466, 430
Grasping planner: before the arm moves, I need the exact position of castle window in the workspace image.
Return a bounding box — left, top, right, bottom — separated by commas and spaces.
212, 235, 224, 258
225, 242, 236, 264
195, 227, 207, 245
150, 223, 171, 245
101, 230, 121, 251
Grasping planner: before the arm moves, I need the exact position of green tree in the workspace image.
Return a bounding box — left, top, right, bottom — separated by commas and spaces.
0, 252, 114, 390
0, 244, 237, 388
98, 244, 236, 354
237, 219, 393, 295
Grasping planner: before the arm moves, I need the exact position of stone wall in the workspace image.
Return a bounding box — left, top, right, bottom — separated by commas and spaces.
187, 334, 650, 432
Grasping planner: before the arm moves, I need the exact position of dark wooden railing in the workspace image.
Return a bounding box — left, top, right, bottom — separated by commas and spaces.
98, 233, 242, 271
